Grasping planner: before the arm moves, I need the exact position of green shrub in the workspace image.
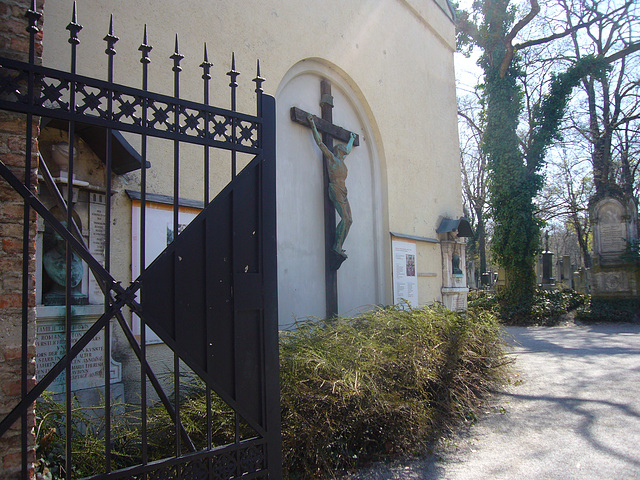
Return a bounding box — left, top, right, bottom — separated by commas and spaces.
280, 305, 508, 478
577, 298, 640, 322
470, 288, 588, 325
35, 393, 140, 479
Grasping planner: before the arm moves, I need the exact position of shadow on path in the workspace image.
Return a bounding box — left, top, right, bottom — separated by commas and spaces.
345, 323, 640, 480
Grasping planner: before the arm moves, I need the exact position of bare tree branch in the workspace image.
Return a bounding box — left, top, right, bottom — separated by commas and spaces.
500, 0, 540, 77
457, 110, 483, 135
604, 41, 640, 64
514, 2, 631, 52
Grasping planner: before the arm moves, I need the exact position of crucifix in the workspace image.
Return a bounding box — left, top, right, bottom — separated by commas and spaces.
290, 79, 360, 318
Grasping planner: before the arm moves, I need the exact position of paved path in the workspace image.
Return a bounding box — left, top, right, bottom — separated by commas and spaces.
345, 323, 640, 479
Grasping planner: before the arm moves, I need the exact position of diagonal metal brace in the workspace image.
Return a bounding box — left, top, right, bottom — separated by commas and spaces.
0, 298, 122, 437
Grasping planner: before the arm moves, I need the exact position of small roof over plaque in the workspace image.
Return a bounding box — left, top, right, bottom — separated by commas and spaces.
41, 118, 147, 175
436, 217, 473, 237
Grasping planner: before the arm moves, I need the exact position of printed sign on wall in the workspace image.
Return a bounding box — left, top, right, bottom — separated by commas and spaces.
392, 237, 418, 307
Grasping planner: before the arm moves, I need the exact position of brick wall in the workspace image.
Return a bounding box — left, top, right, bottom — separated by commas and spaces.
0, 1, 44, 479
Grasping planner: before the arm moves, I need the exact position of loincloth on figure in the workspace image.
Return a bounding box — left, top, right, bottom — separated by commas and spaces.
328, 182, 348, 206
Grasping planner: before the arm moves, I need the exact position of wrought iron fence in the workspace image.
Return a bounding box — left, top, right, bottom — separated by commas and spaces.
0, 2, 280, 478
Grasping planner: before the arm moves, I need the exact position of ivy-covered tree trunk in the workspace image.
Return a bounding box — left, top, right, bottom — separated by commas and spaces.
480, 0, 540, 316
483, 71, 540, 315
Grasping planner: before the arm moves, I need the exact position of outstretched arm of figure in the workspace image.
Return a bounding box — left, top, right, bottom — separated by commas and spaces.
308, 115, 334, 159
344, 132, 356, 154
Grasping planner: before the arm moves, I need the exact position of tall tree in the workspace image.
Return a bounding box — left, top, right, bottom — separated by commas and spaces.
457, 0, 609, 318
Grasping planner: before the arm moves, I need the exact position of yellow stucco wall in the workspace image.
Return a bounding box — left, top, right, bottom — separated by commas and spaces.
40, 0, 461, 307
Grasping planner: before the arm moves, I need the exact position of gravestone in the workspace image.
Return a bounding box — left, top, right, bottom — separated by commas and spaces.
540, 251, 555, 287
35, 311, 122, 393
589, 195, 639, 300
495, 268, 507, 291
35, 131, 124, 408
555, 255, 572, 290
540, 232, 555, 288
573, 268, 589, 294
35, 307, 124, 410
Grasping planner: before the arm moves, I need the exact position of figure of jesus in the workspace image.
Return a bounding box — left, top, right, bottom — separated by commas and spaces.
308, 115, 357, 259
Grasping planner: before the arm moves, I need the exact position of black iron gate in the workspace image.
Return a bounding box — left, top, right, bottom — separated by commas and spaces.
0, 2, 280, 479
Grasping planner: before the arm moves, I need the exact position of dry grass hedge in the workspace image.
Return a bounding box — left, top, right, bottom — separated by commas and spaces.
280, 304, 509, 478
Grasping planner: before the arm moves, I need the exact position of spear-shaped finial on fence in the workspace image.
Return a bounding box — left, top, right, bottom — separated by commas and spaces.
104, 14, 119, 56
201, 43, 213, 82
139, 25, 152, 65
227, 52, 239, 87
201, 43, 214, 203
201, 43, 213, 106
25, 0, 42, 34
66, 2, 82, 45
253, 59, 265, 94
170, 34, 184, 73
227, 52, 239, 112
253, 59, 265, 116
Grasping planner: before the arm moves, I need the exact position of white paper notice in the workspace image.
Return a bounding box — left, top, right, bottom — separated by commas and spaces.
392, 239, 418, 307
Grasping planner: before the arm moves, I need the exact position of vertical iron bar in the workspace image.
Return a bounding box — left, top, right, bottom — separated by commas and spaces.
22, 2, 41, 476
170, 34, 183, 458
65, 4, 81, 479
254, 62, 268, 463
261, 94, 283, 478
104, 20, 115, 464
227, 52, 241, 475
199, 43, 213, 453
228, 51, 240, 475
235, 412, 240, 476
201, 44, 212, 205
103, 15, 118, 472
227, 53, 239, 178
139, 24, 152, 469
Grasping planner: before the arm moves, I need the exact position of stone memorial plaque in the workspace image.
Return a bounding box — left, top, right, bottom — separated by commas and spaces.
88, 193, 106, 303
600, 224, 626, 254
36, 318, 121, 393
595, 200, 627, 257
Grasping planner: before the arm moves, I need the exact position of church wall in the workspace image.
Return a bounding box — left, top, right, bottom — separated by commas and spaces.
38, 0, 461, 317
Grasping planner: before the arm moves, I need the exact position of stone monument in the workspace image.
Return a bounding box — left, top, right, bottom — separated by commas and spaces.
540, 231, 555, 288
589, 194, 639, 301
437, 217, 473, 311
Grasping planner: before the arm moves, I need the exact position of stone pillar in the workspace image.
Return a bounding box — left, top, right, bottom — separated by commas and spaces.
439, 237, 469, 311
561, 255, 572, 289
540, 251, 554, 288
0, 1, 44, 478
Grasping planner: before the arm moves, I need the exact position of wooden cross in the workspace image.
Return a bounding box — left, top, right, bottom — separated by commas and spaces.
290, 79, 359, 318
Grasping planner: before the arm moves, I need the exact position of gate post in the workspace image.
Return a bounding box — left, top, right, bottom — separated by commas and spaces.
261, 95, 282, 478
0, 1, 43, 479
